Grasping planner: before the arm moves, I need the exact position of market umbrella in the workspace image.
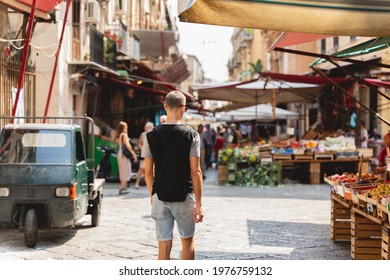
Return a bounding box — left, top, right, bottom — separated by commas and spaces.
216, 104, 299, 122
179, 0, 390, 37
191, 78, 323, 119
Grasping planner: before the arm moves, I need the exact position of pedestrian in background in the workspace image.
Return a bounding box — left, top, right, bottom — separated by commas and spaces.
116, 121, 137, 195
160, 115, 167, 124
376, 132, 390, 180
135, 121, 154, 189
204, 124, 213, 169
214, 126, 225, 164
197, 124, 207, 179
359, 121, 369, 148
142, 90, 204, 260
230, 123, 242, 145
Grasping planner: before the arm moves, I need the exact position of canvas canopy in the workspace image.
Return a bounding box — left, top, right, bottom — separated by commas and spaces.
179, 0, 390, 37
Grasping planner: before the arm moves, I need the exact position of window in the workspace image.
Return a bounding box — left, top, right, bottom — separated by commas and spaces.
0, 129, 71, 164
333, 37, 339, 50
75, 131, 85, 163
321, 39, 326, 54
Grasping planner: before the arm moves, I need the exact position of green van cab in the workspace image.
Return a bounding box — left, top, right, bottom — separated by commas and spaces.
0, 116, 104, 247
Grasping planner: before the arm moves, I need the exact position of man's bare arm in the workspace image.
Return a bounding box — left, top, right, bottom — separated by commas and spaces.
190, 156, 203, 223
145, 158, 154, 203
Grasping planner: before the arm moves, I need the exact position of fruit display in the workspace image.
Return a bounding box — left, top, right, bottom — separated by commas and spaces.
363, 184, 390, 199
329, 173, 357, 183
329, 172, 377, 184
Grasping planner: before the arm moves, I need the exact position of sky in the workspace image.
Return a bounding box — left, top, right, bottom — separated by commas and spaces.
167, 0, 234, 83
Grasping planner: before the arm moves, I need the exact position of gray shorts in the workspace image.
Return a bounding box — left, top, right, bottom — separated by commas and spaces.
151, 193, 195, 241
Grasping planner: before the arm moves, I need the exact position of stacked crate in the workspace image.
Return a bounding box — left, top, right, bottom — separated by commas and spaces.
218, 164, 227, 185
330, 195, 351, 242
382, 225, 390, 260
351, 211, 382, 260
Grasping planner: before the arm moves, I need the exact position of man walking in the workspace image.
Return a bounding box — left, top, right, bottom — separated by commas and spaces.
142, 90, 204, 260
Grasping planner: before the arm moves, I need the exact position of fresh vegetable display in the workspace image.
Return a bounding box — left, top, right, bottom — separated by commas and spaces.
235, 164, 279, 187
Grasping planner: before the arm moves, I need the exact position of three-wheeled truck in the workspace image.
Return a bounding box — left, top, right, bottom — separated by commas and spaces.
0, 116, 104, 247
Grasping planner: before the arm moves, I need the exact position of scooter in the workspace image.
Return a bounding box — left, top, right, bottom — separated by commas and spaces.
96, 146, 118, 182
96, 146, 140, 183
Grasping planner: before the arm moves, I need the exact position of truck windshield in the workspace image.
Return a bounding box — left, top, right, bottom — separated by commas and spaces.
0, 129, 72, 164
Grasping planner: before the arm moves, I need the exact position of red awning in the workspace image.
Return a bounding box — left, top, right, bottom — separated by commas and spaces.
269, 32, 332, 52
17, 0, 60, 12
362, 79, 390, 89
0, 0, 60, 19
259, 72, 351, 85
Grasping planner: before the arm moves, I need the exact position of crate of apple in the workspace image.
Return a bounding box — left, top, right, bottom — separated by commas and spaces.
330, 173, 357, 184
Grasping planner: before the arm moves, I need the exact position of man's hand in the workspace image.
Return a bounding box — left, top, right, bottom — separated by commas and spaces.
194, 205, 204, 223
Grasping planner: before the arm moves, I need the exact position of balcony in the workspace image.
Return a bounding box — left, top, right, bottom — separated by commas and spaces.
104, 22, 128, 57
132, 30, 176, 59
90, 26, 116, 70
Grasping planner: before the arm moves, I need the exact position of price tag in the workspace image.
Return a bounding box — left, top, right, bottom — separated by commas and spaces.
367, 203, 374, 213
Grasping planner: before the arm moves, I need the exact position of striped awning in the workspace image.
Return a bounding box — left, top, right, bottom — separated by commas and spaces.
179, 0, 390, 37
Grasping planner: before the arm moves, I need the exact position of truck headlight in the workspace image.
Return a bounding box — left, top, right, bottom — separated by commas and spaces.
0, 187, 9, 197
55, 187, 70, 197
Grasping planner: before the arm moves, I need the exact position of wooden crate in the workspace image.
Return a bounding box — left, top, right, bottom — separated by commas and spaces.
314, 152, 334, 160
378, 204, 390, 223
272, 154, 292, 160
330, 194, 351, 242
218, 165, 227, 185
382, 225, 390, 260
351, 210, 382, 260
294, 154, 313, 160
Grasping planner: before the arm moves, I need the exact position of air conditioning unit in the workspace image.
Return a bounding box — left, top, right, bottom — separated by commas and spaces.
115, 0, 127, 15
85, 0, 100, 23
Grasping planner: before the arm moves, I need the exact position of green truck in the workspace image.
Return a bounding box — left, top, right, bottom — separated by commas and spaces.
0, 116, 104, 248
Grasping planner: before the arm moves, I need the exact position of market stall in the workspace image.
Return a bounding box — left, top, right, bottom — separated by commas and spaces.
325, 173, 390, 260
217, 132, 374, 186
217, 145, 280, 187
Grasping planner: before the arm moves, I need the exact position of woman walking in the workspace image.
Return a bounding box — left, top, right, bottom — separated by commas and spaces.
135, 122, 154, 189
116, 121, 137, 195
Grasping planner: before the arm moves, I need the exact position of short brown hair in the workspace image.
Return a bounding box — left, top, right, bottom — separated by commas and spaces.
165, 90, 186, 109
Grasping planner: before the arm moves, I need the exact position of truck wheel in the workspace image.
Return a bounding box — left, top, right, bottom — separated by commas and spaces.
24, 209, 38, 248
91, 202, 101, 227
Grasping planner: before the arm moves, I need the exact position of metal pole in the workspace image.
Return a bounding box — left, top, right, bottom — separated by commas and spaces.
11, 0, 37, 123
43, 0, 72, 123
255, 89, 258, 121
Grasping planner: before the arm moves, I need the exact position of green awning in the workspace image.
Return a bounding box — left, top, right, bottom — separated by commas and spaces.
310, 37, 390, 67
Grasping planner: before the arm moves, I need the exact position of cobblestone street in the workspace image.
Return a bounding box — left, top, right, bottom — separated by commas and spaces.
0, 170, 350, 260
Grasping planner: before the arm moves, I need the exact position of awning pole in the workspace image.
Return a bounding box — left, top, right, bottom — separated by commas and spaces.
11, 0, 36, 123
43, 0, 72, 123
311, 66, 390, 127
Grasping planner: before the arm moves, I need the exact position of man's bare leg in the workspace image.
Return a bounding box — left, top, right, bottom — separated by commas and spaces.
158, 240, 173, 260
181, 236, 195, 260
